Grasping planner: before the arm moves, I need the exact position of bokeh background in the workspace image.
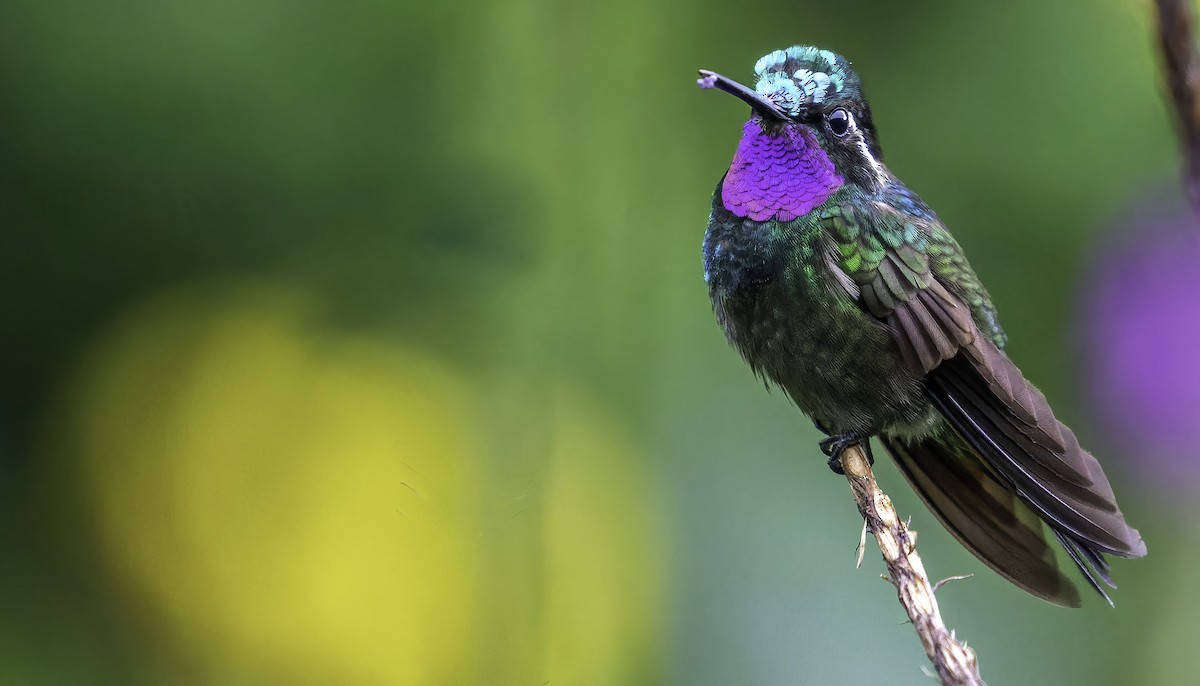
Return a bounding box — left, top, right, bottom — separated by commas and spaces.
3, 0, 1199, 684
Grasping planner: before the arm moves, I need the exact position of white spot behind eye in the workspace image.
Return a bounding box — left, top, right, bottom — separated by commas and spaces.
854, 134, 886, 186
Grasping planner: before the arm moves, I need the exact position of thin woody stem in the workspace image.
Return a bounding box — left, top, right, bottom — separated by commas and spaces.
1155, 0, 1200, 213
840, 443, 987, 686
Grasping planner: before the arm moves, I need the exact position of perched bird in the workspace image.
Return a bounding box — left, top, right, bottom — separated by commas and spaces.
699, 46, 1146, 606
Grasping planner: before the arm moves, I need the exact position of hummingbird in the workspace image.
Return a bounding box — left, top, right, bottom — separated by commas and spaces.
698, 46, 1146, 606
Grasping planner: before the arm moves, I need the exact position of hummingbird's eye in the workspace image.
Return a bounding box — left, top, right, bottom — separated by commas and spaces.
827, 108, 851, 137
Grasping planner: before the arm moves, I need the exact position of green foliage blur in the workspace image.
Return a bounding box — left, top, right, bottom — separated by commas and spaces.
0, 0, 1192, 684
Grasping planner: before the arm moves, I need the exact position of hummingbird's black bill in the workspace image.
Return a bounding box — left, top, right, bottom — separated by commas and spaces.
697, 69, 789, 121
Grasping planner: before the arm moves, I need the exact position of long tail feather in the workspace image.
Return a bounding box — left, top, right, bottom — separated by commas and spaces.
882, 433, 1082, 607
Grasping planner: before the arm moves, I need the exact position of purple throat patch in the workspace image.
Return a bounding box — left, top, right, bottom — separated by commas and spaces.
721, 119, 844, 222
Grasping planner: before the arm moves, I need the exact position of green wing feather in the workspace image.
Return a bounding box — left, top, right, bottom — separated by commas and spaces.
818, 199, 1146, 605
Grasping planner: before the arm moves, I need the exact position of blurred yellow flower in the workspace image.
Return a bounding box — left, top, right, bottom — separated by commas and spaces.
50, 282, 664, 684
65, 284, 480, 683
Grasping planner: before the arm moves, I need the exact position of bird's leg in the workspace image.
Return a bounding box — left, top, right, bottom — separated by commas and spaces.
819, 433, 873, 474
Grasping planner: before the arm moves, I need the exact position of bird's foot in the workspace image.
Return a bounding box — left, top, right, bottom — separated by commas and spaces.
819, 433, 873, 475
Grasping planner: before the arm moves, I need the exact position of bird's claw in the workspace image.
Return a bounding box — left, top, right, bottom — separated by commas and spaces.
820, 434, 873, 474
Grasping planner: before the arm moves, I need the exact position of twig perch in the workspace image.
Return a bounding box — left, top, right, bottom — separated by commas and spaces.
1155, 0, 1200, 214
839, 442, 987, 686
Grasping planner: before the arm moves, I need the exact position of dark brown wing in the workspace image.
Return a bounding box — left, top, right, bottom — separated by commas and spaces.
925, 347, 1147, 603
822, 201, 1146, 604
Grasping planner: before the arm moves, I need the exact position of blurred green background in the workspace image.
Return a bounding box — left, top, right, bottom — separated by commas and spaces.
2, 0, 1196, 684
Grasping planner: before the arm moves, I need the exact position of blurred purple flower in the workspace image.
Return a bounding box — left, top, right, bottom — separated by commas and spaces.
1080, 197, 1200, 491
